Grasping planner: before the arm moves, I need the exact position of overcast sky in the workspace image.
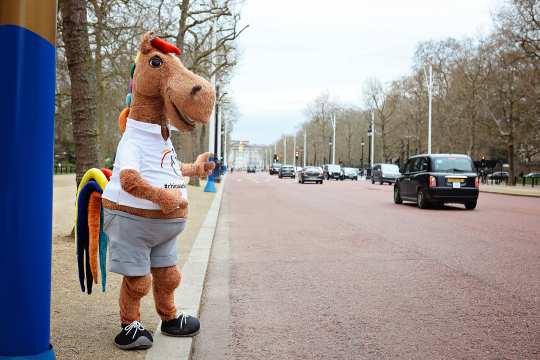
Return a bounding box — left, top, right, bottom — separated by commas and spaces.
229, 0, 500, 145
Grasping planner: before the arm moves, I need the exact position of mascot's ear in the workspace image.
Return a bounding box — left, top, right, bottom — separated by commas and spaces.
140, 31, 156, 54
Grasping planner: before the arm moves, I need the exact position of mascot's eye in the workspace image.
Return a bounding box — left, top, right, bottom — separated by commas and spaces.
149, 56, 163, 68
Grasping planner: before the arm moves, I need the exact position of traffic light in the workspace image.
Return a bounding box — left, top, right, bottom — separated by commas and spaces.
295, 151, 299, 160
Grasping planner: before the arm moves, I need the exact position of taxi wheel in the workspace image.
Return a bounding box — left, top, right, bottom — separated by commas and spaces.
394, 185, 403, 204
465, 200, 477, 210
417, 188, 429, 209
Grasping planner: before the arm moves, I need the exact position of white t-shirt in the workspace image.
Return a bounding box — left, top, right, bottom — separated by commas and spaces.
103, 118, 187, 210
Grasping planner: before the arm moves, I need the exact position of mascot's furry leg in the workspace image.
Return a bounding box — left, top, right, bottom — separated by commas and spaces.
151, 266, 182, 320
119, 275, 152, 324
118, 267, 184, 325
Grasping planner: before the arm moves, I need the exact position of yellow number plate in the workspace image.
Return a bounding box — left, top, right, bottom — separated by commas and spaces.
447, 178, 463, 183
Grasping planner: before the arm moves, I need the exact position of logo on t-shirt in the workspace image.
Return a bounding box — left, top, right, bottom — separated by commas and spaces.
161, 148, 180, 176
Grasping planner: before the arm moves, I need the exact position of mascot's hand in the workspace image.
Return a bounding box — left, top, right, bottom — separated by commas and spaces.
157, 188, 188, 214
195, 152, 216, 175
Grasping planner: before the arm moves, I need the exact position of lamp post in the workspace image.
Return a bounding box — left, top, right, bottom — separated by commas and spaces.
303, 130, 307, 167
283, 136, 287, 165
361, 138, 365, 170
368, 111, 375, 168
331, 114, 336, 164
424, 64, 433, 154
328, 137, 332, 165
367, 126, 372, 172
204, 83, 220, 192
293, 134, 296, 167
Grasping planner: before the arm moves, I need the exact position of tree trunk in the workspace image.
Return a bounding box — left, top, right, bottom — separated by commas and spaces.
176, 0, 190, 49
93, 1, 106, 163
60, 0, 99, 185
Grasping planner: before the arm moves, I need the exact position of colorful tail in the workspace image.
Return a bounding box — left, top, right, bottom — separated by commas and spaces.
75, 168, 111, 294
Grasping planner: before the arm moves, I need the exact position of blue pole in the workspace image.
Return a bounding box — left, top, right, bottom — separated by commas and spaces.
204, 156, 218, 193
0, 1, 57, 359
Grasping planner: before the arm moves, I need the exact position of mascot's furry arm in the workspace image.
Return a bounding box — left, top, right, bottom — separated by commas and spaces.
180, 152, 216, 177
119, 169, 188, 214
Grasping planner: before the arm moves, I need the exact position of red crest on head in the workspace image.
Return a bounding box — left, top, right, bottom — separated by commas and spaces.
151, 37, 182, 56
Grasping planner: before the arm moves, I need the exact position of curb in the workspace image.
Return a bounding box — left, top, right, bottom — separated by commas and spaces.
480, 187, 540, 198
146, 176, 226, 360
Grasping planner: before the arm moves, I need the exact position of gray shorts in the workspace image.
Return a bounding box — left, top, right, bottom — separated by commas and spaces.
103, 209, 186, 276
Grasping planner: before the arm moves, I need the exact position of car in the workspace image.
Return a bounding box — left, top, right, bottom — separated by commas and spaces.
342, 167, 359, 180
524, 172, 540, 178
488, 171, 509, 180
269, 163, 282, 175
394, 154, 479, 210
298, 166, 324, 184
247, 166, 256, 173
278, 164, 296, 178
372, 163, 400, 185
323, 164, 343, 180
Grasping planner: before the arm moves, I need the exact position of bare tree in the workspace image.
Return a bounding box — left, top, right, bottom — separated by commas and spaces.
60, 0, 100, 184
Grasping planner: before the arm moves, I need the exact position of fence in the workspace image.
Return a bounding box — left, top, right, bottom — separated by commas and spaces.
54, 164, 75, 174
479, 174, 539, 187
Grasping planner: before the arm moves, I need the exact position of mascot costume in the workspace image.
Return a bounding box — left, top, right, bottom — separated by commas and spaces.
75, 31, 216, 350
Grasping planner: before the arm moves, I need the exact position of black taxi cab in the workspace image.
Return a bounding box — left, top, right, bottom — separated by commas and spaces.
394, 154, 479, 209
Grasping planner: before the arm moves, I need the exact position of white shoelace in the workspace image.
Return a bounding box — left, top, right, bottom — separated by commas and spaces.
178, 313, 189, 328
124, 320, 145, 339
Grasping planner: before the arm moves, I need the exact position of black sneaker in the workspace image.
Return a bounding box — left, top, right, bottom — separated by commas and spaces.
114, 320, 153, 350
161, 313, 200, 337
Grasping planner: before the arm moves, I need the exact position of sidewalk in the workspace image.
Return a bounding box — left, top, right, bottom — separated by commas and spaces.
50, 174, 217, 360
480, 183, 540, 197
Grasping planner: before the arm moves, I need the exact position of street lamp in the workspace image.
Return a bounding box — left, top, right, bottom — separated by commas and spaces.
328, 137, 332, 165
369, 111, 375, 168
361, 138, 365, 170
283, 136, 287, 165
303, 130, 307, 167
331, 114, 336, 164
423, 64, 433, 154
367, 126, 372, 171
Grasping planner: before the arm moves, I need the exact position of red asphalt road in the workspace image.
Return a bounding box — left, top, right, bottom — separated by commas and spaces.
192, 172, 540, 359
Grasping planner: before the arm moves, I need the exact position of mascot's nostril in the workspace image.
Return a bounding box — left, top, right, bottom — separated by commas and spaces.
191, 85, 202, 96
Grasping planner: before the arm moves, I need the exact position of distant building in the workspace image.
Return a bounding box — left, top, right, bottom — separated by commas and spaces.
229, 140, 268, 170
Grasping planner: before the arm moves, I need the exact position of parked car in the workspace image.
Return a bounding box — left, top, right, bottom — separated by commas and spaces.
278, 164, 295, 178
269, 163, 282, 175
394, 154, 479, 210
323, 164, 343, 180
342, 167, 359, 180
488, 171, 509, 180
298, 166, 324, 184
524, 172, 540, 178
372, 163, 400, 185
247, 166, 256, 173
